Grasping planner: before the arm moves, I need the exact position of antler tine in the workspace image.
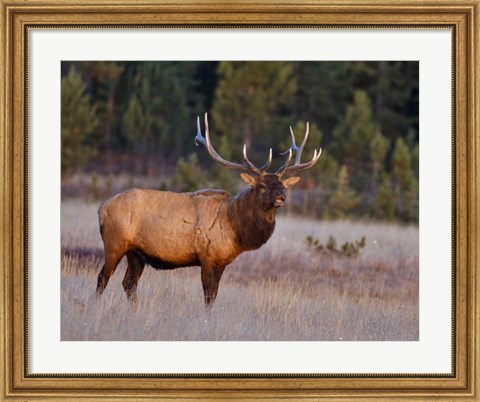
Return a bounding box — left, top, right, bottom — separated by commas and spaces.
258, 148, 273, 173
194, 115, 205, 147
295, 122, 310, 165
280, 123, 309, 163
283, 148, 323, 176
195, 113, 266, 175
275, 148, 293, 176
242, 145, 263, 175
242, 145, 272, 175
279, 127, 299, 156
196, 114, 320, 177
276, 121, 322, 177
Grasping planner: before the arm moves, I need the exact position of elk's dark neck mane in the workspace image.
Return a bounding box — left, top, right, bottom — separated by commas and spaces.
227, 188, 276, 251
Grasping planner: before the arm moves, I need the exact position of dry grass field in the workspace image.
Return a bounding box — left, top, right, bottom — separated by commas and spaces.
61, 199, 418, 341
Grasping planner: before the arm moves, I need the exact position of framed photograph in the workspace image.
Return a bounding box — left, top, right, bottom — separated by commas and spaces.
1, 0, 478, 401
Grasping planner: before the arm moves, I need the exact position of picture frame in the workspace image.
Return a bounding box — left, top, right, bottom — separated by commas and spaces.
1, 0, 478, 400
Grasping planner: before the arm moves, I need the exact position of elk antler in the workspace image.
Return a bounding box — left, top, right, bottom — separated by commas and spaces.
276, 122, 322, 177
195, 113, 272, 176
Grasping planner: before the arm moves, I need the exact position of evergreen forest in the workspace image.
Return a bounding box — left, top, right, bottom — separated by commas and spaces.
61, 61, 419, 222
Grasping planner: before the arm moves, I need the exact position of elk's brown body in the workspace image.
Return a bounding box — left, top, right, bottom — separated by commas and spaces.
96, 113, 322, 305
97, 189, 237, 303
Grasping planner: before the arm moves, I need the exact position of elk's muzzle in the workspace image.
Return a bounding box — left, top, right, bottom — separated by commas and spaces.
274, 194, 286, 208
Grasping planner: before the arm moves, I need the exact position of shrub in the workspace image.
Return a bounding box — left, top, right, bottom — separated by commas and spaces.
305, 235, 366, 258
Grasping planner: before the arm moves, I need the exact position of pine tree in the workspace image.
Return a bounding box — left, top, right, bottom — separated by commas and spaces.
122, 62, 201, 168
85, 61, 124, 148
331, 90, 379, 192
412, 143, 419, 179
392, 137, 415, 220
328, 166, 360, 219
370, 130, 389, 182
314, 152, 339, 193
405, 178, 419, 222
392, 137, 413, 188
408, 142, 420, 221
297, 61, 418, 145
375, 173, 396, 220
211, 61, 297, 163
292, 61, 354, 136
61, 66, 99, 176
374, 61, 419, 143
369, 130, 390, 217
123, 93, 149, 157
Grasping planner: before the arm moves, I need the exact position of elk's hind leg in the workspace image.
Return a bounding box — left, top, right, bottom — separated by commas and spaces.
96, 247, 124, 298
122, 251, 146, 303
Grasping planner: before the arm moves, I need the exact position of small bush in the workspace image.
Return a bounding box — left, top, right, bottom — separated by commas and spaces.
171, 153, 207, 192
305, 234, 366, 258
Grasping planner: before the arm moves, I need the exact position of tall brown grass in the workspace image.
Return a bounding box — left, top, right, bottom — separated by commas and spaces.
61, 199, 418, 341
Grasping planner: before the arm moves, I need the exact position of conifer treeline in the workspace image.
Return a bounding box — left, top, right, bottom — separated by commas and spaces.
61, 61, 419, 222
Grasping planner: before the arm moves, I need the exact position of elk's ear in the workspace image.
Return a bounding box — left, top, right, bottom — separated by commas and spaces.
282, 176, 301, 188
240, 173, 257, 187
240, 173, 258, 187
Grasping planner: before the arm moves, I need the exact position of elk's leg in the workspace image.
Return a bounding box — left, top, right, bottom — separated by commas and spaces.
96, 248, 124, 298
201, 264, 226, 306
122, 251, 145, 303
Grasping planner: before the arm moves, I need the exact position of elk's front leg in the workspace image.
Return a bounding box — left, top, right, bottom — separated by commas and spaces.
200, 264, 226, 306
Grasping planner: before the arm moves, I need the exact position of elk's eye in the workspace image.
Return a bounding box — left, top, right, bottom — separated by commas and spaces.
258, 183, 266, 189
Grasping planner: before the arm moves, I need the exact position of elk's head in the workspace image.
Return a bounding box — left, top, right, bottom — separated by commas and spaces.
238, 174, 299, 210
195, 113, 322, 210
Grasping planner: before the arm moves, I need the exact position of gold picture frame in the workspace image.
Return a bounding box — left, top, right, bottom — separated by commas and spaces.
1, 0, 479, 400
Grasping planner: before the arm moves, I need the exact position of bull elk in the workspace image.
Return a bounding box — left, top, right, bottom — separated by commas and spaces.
96, 113, 322, 305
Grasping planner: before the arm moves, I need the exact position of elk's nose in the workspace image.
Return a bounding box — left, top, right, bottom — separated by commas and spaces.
274, 192, 286, 208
